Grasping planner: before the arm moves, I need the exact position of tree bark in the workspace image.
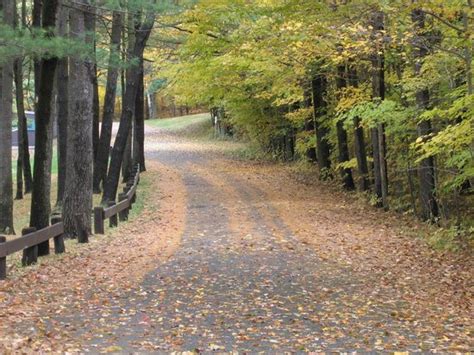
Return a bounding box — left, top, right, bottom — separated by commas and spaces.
102, 13, 156, 203
56, 4, 68, 206
348, 66, 369, 191
412, 8, 439, 221
30, 0, 59, 255
311, 74, 332, 180
93, 11, 122, 193
32, 0, 42, 99
0, 0, 15, 234
84, 8, 100, 160
122, 128, 132, 181
121, 13, 136, 182
63, 0, 93, 242
134, 57, 146, 171
303, 87, 317, 162
335, 64, 355, 190
370, 10, 389, 210
14, 0, 32, 199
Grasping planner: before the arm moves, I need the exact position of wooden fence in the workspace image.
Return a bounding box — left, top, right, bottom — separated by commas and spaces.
0, 164, 141, 280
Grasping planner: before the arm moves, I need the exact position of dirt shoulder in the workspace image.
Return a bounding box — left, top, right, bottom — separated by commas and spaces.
0, 160, 185, 352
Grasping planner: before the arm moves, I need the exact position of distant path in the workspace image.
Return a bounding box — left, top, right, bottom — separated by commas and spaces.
76, 119, 472, 352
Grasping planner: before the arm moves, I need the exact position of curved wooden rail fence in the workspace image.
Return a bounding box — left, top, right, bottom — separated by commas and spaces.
0, 164, 141, 280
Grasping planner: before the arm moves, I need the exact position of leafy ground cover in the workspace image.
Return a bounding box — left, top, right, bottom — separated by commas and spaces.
1, 115, 472, 352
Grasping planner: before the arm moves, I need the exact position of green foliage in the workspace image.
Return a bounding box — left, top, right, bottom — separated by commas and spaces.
156, 0, 473, 245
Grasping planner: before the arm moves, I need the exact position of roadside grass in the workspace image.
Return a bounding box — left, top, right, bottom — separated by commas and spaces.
146, 113, 211, 131
10, 177, 102, 238
5, 168, 151, 278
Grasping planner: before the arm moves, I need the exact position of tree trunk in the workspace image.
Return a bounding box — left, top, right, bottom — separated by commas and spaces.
336, 64, 355, 190
122, 12, 136, 182
63, 0, 93, 242
14, 60, 25, 200
93, 11, 122, 193
32, 0, 41, 100
14, 0, 32, 198
56, 4, 68, 206
303, 87, 317, 162
102, 13, 156, 203
370, 10, 388, 209
348, 65, 369, 191
0, 0, 15, 234
122, 128, 132, 181
311, 74, 332, 180
412, 8, 439, 221
134, 57, 146, 171
30, 0, 59, 255
84, 9, 100, 160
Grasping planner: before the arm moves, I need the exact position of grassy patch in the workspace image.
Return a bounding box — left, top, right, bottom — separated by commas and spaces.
5, 170, 152, 276
146, 113, 211, 131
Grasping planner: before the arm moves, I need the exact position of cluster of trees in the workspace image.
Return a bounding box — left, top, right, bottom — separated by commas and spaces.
0, 0, 166, 241
164, 0, 473, 227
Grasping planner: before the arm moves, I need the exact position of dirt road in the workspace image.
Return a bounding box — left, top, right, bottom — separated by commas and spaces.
1, 119, 472, 352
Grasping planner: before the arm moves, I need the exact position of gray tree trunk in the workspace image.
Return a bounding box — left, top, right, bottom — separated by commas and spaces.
63, 0, 93, 242
56, 4, 68, 206
0, 0, 15, 234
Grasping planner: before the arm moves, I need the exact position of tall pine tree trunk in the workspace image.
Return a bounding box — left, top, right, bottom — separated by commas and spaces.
102, 13, 156, 203
93, 11, 122, 193
63, 0, 93, 242
56, 4, 68, 206
0, 0, 15, 234
412, 8, 439, 221
30, 0, 59, 255
311, 73, 332, 180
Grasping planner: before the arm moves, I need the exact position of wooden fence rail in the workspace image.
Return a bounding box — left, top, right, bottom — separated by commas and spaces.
94, 164, 140, 234
0, 164, 141, 280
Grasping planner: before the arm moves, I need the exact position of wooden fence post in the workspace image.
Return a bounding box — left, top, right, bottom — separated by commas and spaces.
94, 206, 105, 234
51, 216, 65, 254
108, 201, 118, 228
0, 236, 6, 280
22, 227, 38, 266
118, 193, 128, 221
